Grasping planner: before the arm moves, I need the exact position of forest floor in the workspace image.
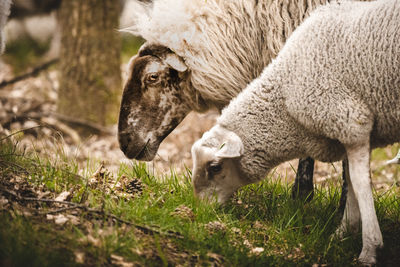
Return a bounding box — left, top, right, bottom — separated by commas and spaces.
1, 57, 400, 266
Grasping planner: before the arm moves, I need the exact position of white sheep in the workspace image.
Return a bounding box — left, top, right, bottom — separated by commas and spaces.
0, 0, 11, 53
192, 0, 400, 264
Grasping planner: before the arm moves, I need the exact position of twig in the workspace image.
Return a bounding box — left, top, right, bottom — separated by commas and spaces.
0, 159, 31, 175
41, 117, 81, 144
0, 126, 44, 142
40, 206, 79, 215
0, 186, 183, 239
0, 59, 59, 89
13, 112, 113, 136
50, 112, 114, 135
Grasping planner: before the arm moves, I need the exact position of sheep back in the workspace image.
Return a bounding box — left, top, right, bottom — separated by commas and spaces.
279, 0, 400, 147
124, 0, 329, 108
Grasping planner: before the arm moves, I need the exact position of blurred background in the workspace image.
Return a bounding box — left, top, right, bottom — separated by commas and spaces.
0, 0, 398, 189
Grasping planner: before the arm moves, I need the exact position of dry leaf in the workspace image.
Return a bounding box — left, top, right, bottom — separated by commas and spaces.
74, 251, 85, 264
253, 221, 263, 229
231, 227, 241, 234
204, 221, 226, 234
66, 214, 80, 225
54, 214, 69, 225
0, 196, 9, 210
87, 235, 101, 247
206, 252, 224, 265
250, 247, 264, 255
37, 191, 51, 199
55, 191, 70, 202
243, 239, 252, 248
110, 254, 134, 267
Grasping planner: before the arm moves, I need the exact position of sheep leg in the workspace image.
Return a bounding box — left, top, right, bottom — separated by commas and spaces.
345, 143, 383, 265
291, 157, 314, 201
338, 159, 349, 216
335, 157, 360, 238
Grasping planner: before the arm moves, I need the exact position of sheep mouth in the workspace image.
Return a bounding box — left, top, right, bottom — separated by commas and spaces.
134, 139, 152, 159
126, 139, 155, 161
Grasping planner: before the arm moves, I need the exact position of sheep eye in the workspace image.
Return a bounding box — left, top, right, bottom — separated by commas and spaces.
147, 73, 159, 83
208, 162, 222, 174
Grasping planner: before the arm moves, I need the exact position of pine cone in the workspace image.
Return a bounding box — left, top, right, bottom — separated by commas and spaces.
126, 178, 143, 195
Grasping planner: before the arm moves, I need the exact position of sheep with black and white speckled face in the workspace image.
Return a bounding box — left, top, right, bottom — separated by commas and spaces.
192, 0, 400, 265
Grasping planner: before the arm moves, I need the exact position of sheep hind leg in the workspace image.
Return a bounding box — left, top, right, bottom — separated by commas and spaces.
337, 158, 349, 217
292, 157, 314, 201
344, 143, 383, 266
335, 156, 360, 238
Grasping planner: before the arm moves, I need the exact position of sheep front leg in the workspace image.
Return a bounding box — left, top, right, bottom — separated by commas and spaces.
345, 143, 383, 265
292, 157, 314, 201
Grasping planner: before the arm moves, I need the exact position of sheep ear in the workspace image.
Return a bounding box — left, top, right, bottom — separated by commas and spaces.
215, 129, 244, 159
164, 54, 187, 72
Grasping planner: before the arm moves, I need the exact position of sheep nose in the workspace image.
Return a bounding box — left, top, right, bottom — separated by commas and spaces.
118, 133, 131, 153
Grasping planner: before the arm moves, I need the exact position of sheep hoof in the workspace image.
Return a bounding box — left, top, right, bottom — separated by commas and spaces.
358, 243, 383, 266
358, 253, 376, 266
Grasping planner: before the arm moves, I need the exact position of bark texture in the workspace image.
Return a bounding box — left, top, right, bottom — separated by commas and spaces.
58, 0, 121, 126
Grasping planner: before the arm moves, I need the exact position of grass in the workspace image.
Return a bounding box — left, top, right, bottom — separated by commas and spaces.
0, 138, 400, 266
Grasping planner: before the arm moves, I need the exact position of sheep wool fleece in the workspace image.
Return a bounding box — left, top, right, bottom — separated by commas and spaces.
218, 0, 400, 181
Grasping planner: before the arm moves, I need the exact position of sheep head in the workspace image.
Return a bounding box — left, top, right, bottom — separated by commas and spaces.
191, 125, 248, 204
118, 43, 191, 160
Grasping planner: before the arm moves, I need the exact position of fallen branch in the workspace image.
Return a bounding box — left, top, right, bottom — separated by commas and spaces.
41, 117, 81, 144
0, 186, 183, 239
0, 125, 44, 142
0, 59, 59, 89
10, 112, 113, 136
50, 112, 114, 135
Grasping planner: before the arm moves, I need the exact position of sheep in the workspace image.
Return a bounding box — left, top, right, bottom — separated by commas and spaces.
0, 0, 11, 53
118, 0, 350, 202
191, 0, 400, 264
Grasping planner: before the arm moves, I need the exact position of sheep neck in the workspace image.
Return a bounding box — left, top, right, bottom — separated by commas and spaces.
217, 74, 309, 183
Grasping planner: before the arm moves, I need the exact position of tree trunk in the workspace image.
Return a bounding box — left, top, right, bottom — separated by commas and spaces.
58, 0, 121, 127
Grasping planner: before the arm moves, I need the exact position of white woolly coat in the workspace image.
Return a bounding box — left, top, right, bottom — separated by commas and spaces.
217, 0, 400, 182
126, 0, 330, 109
